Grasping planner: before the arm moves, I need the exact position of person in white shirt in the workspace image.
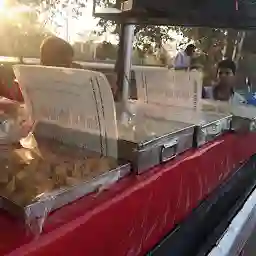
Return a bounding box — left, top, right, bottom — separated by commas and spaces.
203, 59, 246, 105
173, 44, 196, 69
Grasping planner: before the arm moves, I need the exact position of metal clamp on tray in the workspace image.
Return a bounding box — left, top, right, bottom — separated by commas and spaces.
196, 117, 232, 147
160, 138, 178, 163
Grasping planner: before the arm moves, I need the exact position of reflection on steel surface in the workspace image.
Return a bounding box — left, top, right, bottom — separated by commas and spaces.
208, 187, 256, 256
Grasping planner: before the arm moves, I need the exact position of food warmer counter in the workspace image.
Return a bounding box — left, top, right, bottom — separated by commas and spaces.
118, 114, 195, 173
202, 100, 256, 132
122, 101, 232, 146
0, 65, 132, 234
0, 131, 131, 234
1, 132, 256, 256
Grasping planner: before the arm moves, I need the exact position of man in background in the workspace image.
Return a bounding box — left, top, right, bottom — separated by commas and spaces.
203, 59, 246, 104
41, 36, 118, 97
40, 36, 82, 68
173, 44, 196, 69
0, 37, 81, 103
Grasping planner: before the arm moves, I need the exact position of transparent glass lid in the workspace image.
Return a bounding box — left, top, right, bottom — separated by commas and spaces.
118, 112, 192, 144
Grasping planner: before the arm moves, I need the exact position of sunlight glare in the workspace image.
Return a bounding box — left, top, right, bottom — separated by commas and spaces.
0, 0, 6, 12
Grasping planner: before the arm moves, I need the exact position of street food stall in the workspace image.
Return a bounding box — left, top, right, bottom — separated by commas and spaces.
0, 0, 256, 256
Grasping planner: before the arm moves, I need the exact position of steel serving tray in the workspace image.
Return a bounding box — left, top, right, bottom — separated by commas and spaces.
202, 100, 256, 133
0, 154, 130, 234
122, 102, 232, 148
0, 125, 131, 234
148, 105, 232, 147
231, 116, 256, 132
117, 115, 195, 174
230, 105, 256, 133
194, 112, 232, 147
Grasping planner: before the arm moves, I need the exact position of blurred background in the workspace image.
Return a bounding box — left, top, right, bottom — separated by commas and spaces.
0, 0, 255, 96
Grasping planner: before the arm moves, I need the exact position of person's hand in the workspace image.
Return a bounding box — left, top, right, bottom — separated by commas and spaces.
0, 99, 34, 144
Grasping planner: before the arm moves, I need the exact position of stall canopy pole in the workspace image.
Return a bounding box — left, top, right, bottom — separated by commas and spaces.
120, 23, 135, 104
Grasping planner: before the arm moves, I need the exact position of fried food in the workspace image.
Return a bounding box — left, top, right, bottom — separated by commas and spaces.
0, 139, 115, 206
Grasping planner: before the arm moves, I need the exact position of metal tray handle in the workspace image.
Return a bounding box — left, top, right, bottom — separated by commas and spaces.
203, 121, 222, 136
250, 120, 256, 131
160, 138, 178, 163
222, 118, 232, 131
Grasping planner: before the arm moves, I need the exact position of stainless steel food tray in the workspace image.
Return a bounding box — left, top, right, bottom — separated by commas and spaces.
230, 105, 256, 133
117, 115, 195, 174
0, 161, 130, 234
122, 102, 232, 147
194, 113, 232, 147
202, 100, 256, 133
231, 116, 256, 132
147, 108, 232, 147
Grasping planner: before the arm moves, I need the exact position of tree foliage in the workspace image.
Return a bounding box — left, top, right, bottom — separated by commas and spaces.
15, 0, 243, 66
94, 0, 232, 57
0, 5, 51, 57
96, 41, 117, 60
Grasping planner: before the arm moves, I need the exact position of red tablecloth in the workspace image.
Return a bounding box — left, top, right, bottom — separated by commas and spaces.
1, 133, 256, 256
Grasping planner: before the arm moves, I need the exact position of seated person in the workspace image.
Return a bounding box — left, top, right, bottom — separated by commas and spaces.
0, 37, 81, 103
40, 36, 82, 68
203, 59, 246, 104
42, 36, 118, 97
0, 37, 82, 140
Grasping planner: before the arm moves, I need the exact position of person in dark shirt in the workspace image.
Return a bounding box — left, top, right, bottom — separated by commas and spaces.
40, 36, 82, 68
0, 37, 82, 102
41, 36, 119, 97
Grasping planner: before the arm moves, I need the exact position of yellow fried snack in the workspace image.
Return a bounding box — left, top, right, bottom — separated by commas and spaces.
66, 177, 80, 187
5, 178, 16, 195
0, 166, 9, 184
12, 148, 35, 164
0, 139, 115, 207
95, 157, 113, 172
35, 179, 55, 195
53, 164, 68, 187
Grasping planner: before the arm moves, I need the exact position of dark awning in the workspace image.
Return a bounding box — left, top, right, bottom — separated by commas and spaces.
94, 0, 256, 29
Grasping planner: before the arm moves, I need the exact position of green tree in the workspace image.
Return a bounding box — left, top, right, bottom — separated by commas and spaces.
0, 5, 51, 57
96, 41, 117, 60
16, 0, 244, 68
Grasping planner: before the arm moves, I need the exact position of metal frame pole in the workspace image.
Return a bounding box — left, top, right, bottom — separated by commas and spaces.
121, 23, 135, 104
115, 22, 135, 122
116, 23, 134, 103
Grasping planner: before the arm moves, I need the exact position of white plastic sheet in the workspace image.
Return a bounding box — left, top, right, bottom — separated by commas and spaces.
135, 67, 203, 110
13, 65, 118, 158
